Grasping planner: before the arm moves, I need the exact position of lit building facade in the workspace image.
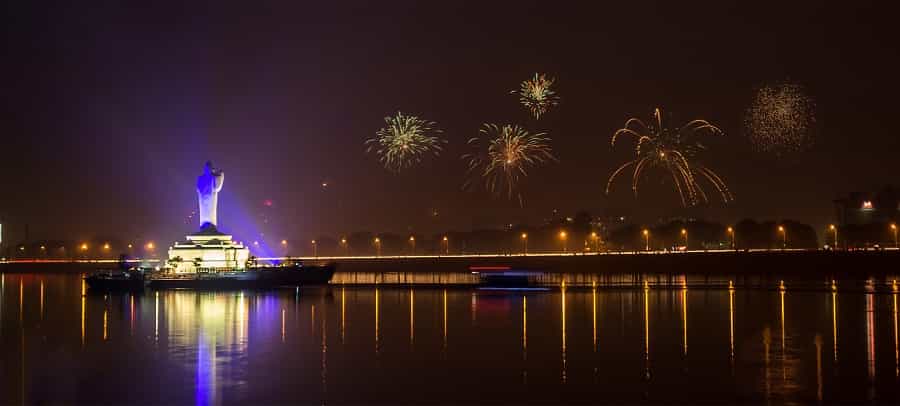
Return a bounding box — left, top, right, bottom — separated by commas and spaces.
834, 186, 900, 226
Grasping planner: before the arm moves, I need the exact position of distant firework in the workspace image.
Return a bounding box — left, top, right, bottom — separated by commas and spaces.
513, 73, 559, 119
744, 82, 816, 154
606, 108, 733, 207
365, 112, 446, 172
463, 124, 556, 206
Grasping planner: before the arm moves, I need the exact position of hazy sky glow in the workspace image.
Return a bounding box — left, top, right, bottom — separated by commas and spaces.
2, 1, 897, 245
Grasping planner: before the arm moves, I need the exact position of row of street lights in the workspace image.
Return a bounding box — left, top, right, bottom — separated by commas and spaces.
825, 222, 897, 249
17, 241, 156, 254
638, 222, 899, 251
306, 235, 452, 257
286, 222, 900, 257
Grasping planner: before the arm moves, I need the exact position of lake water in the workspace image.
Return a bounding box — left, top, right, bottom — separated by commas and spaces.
1, 272, 899, 404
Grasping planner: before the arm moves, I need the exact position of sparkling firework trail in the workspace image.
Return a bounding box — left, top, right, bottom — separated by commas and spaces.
365, 112, 446, 172
744, 82, 816, 154
606, 108, 733, 207
513, 73, 559, 119
463, 124, 556, 206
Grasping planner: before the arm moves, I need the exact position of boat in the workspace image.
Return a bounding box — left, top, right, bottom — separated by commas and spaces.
147, 262, 336, 290
85, 269, 147, 291
470, 266, 548, 291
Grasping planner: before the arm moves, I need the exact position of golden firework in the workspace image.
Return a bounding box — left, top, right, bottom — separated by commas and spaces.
607, 108, 733, 207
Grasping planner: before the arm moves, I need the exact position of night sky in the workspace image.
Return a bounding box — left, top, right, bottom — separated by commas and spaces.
2, 1, 898, 246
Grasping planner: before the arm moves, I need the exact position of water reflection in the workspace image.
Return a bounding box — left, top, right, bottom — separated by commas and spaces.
2, 273, 900, 404
561, 284, 567, 384
729, 281, 735, 372
682, 286, 688, 357
894, 285, 899, 377
643, 282, 650, 381
591, 286, 597, 351
832, 287, 838, 363
409, 288, 414, 345
866, 283, 876, 400
521, 295, 527, 383
374, 288, 380, 355
780, 283, 786, 383
81, 292, 85, 347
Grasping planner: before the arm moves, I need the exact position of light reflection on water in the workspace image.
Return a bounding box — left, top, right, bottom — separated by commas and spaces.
1, 272, 899, 404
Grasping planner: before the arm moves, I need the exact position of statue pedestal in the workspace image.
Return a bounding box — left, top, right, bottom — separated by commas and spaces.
167, 225, 250, 273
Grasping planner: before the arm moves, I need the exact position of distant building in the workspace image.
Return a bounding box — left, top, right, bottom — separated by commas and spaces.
834, 186, 900, 226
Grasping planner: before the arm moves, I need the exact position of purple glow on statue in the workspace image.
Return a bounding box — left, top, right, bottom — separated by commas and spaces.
197, 161, 224, 230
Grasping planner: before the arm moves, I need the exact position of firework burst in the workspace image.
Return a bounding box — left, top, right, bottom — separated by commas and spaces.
463, 124, 556, 205
365, 112, 446, 172
744, 82, 816, 154
513, 73, 560, 119
606, 108, 733, 207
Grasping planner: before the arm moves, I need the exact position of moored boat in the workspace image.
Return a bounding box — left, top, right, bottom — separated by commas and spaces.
147, 262, 336, 290
470, 266, 548, 291
85, 269, 147, 291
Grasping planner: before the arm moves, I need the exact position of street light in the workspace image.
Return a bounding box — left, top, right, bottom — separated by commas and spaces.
521, 233, 528, 255
680, 228, 688, 251
778, 226, 787, 249
727, 227, 735, 250
80, 243, 89, 251
310, 240, 318, 258
442, 236, 449, 255
828, 224, 837, 249
559, 231, 568, 253
340, 237, 348, 256
103, 243, 110, 251
642, 229, 650, 252
409, 236, 416, 256
891, 223, 898, 248
374, 237, 381, 257
590, 231, 599, 252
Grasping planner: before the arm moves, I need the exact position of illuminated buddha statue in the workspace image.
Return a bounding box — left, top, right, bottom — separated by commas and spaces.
197, 161, 225, 230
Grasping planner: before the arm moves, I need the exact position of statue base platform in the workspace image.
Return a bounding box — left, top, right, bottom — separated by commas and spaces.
166, 224, 250, 273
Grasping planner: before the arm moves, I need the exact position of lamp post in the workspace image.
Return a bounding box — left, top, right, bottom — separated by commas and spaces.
442, 236, 449, 255
828, 224, 837, 250
374, 237, 381, 257
891, 223, 898, 248
281, 239, 288, 256
727, 227, 735, 250
681, 228, 688, 251
311, 240, 318, 258
340, 237, 348, 256
559, 231, 568, 253
590, 231, 599, 252
778, 226, 787, 249
409, 236, 416, 256
521, 233, 528, 255
642, 229, 650, 252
